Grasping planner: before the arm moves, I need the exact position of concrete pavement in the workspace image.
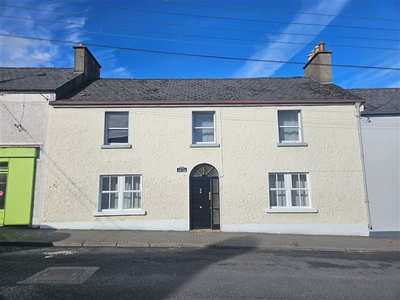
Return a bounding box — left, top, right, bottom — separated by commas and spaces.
0, 226, 399, 252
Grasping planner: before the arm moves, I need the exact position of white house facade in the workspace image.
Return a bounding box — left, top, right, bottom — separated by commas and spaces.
39, 44, 370, 236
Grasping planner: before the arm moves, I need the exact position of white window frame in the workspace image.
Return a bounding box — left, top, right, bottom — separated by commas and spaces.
102, 112, 132, 149
267, 173, 317, 213
277, 110, 308, 147
94, 174, 146, 216
191, 111, 219, 147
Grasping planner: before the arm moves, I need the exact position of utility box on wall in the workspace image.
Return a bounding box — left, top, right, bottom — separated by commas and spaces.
0, 147, 37, 225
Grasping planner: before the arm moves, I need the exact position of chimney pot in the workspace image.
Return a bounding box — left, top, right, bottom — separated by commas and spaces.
318, 41, 325, 52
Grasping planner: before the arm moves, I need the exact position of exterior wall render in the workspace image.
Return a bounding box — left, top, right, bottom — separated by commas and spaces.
0, 93, 52, 226
42, 105, 368, 235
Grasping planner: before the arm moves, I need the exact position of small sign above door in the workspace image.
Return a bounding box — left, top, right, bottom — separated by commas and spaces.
177, 167, 187, 173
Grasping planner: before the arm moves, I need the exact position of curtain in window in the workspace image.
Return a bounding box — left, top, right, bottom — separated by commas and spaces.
123, 176, 141, 209
193, 113, 215, 143
291, 175, 308, 206
106, 113, 129, 144
269, 174, 286, 206
278, 111, 299, 142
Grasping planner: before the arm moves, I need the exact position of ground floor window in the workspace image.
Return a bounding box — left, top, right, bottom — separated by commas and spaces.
268, 173, 314, 211
99, 175, 142, 212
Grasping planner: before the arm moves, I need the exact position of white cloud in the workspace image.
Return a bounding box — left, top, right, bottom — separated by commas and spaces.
233, 0, 351, 77
338, 52, 400, 88
0, 0, 87, 67
104, 67, 133, 78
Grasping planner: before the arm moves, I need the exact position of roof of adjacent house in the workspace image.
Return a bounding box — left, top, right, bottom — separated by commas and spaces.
53, 76, 363, 105
347, 88, 400, 114
0, 68, 80, 92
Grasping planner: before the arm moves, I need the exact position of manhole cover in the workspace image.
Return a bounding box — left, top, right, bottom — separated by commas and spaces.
18, 267, 99, 285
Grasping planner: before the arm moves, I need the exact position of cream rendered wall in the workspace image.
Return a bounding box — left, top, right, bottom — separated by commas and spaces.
0, 93, 53, 226
42, 104, 368, 235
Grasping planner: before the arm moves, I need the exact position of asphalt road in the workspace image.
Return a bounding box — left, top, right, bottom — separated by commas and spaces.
0, 246, 399, 300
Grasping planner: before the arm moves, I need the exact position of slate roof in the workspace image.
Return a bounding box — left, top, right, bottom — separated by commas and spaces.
0, 68, 80, 92
347, 88, 400, 113
58, 77, 363, 104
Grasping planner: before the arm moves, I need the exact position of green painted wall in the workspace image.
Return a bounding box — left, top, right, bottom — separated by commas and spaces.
0, 147, 37, 225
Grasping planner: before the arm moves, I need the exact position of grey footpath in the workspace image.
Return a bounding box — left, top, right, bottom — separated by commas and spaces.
0, 227, 399, 252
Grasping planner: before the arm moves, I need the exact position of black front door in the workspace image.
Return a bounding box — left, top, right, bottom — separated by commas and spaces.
190, 179, 211, 229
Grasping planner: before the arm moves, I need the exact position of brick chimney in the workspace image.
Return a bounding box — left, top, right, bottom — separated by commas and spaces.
73, 44, 101, 79
303, 41, 332, 83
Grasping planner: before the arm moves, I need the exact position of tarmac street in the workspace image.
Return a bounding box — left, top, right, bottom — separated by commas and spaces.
0, 227, 399, 299
0, 246, 399, 300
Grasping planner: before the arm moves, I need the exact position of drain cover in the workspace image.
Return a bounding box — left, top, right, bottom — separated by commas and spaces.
18, 267, 99, 285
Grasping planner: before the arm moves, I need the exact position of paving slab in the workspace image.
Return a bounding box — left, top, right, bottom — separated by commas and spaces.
0, 227, 399, 252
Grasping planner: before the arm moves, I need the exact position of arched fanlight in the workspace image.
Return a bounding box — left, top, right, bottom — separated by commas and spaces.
190, 164, 219, 178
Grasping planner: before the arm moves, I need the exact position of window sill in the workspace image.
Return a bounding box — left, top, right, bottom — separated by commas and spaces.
101, 144, 132, 149
190, 143, 220, 148
277, 142, 308, 147
266, 208, 318, 213
93, 210, 146, 217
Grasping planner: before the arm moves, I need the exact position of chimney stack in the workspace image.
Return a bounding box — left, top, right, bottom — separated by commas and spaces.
73, 44, 101, 79
303, 41, 332, 83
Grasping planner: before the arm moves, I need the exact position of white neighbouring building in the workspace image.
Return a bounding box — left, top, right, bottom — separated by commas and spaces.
348, 88, 400, 237
39, 43, 371, 236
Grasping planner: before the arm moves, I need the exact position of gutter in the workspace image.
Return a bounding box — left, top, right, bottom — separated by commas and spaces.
355, 102, 372, 230
49, 99, 365, 107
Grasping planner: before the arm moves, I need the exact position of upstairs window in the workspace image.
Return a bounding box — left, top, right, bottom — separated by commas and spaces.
192, 112, 216, 144
278, 110, 302, 143
104, 112, 129, 145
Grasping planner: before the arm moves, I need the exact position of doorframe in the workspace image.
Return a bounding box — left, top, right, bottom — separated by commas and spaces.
189, 163, 220, 230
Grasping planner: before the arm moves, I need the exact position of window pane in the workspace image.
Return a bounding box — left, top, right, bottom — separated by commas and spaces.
133, 192, 141, 208
108, 129, 128, 143
270, 191, 286, 206
292, 174, 307, 188
292, 191, 300, 206
110, 177, 118, 191
107, 113, 128, 128
102, 177, 109, 191
194, 129, 214, 143
300, 174, 307, 188
270, 191, 277, 206
212, 179, 219, 193
212, 194, 220, 208
133, 177, 141, 190
279, 111, 298, 126
292, 190, 309, 206
279, 128, 299, 142
123, 192, 133, 209
269, 175, 276, 188
194, 113, 214, 127
277, 191, 286, 206
125, 176, 133, 190
277, 175, 285, 188
110, 193, 118, 209
213, 210, 220, 225
101, 193, 110, 209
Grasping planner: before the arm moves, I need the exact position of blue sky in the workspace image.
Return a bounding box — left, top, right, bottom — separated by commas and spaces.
0, 0, 399, 88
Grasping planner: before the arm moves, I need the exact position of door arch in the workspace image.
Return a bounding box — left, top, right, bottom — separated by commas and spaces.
190, 164, 220, 230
